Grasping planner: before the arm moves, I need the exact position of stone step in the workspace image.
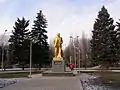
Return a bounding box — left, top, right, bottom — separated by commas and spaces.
42, 71, 76, 77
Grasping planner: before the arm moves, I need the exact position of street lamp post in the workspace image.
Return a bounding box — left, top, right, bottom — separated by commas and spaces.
69, 36, 73, 64
74, 45, 76, 68
70, 56, 72, 64
78, 50, 81, 68
1, 30, 7, 71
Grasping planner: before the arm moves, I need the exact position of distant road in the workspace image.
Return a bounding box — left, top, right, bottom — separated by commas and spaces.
0, 68, 37, 71
0, 70, 42, 74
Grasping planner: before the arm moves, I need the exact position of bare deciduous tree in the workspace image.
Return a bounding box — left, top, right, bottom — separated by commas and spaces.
64, 32, 90, 68
49, 39, 54, 61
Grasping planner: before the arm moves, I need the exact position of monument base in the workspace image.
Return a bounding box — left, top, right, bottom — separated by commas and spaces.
42, 71, 75, 77
52, 60, 65, 72
42, 60, 76, 77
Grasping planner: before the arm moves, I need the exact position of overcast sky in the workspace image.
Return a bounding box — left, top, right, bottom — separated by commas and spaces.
0, 0, 120, 46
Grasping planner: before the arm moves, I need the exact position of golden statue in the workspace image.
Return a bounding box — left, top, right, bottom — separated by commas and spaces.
53, 33, 63, 60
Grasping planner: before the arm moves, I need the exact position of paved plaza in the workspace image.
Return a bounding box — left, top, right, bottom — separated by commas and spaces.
1, 75, 83, 90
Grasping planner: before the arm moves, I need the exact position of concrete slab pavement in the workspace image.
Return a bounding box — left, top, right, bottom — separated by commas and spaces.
1, 75, 83, 90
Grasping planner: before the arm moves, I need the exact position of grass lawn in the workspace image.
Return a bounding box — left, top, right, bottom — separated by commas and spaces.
0, 71, 42, 78
93, 71, 120, 88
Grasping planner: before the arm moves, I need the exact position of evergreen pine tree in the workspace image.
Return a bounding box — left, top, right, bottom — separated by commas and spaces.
116, 19, 120, 63
9, 17, 30, 69
91, 6, 116, 67
31, 10, 49, 68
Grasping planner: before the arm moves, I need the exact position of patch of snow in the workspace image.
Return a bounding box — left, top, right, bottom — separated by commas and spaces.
0, 78, 27, 88
80, 74, 115, 90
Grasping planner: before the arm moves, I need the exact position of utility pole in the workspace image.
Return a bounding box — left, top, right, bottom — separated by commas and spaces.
73, 38, 76, 68
1, 43, 4, 71
78, 50, 81, 68
74, 48, 76, 68
76, 36, 79, 68
70, 56, 72, 64
29, 40, 32, 78
69, 36, 73, 64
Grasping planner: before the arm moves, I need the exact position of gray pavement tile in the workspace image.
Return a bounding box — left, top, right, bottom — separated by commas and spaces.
1, 76, 83, 90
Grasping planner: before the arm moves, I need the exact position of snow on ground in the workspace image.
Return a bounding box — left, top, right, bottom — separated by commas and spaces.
0, 78, 27, 88
79, 73, 115, 90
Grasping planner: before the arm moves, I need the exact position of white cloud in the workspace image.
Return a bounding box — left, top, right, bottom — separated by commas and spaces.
42, 0, 120, 45
38, 1, 99, 45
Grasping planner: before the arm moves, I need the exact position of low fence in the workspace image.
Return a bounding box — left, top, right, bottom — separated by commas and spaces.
76, 69, 120, 73
74, 67, 120, 70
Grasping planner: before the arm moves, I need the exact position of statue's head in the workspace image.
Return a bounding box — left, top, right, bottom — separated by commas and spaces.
57, 33, 60, 37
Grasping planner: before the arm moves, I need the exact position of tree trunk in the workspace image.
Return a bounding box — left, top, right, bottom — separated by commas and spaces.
22, 64, 24, 70
39, 64, 41, 70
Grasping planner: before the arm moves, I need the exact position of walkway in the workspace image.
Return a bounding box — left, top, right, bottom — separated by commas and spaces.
1, 74, 83, 90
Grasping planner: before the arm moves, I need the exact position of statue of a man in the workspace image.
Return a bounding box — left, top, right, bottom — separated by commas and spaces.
53, 33, 63, 60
